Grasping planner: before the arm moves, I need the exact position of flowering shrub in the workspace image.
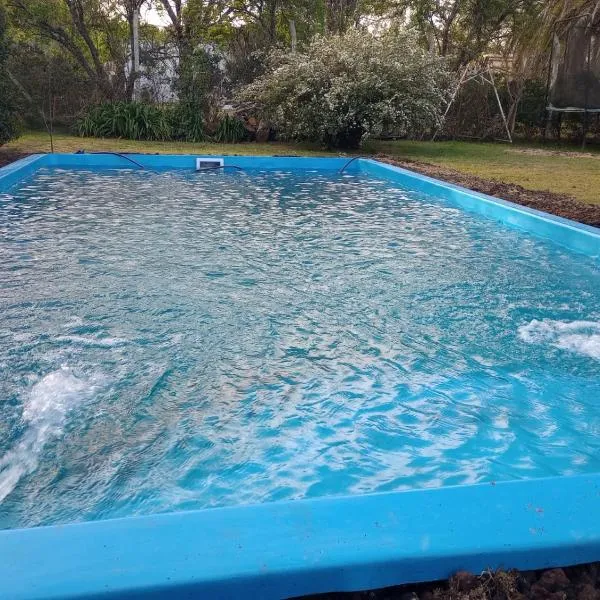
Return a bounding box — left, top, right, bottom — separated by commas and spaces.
240, 29, 452, 148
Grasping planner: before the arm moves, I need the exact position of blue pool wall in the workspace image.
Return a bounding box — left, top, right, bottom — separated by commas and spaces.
1, 475, 600, 599
0, 153, 599, 599
359, 158, 600, 258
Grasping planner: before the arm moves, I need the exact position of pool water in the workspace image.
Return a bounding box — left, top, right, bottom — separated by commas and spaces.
0, 167, 599, 530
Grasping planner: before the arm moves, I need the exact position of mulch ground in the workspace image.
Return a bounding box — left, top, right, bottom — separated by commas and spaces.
376, 154, 600, 228
301, 565, 600, 600
0, 150, 27, 169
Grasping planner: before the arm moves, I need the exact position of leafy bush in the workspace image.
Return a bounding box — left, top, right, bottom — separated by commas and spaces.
214, 114, 247, 143
9, 42, 95, 130
514, 79, 547, 138
77, 102, 170, 140
240, 28, 451, 148
168, 102, 205, 142
0, 2, 19, 146
176, 47, 218, 110
77, 102, 251, 144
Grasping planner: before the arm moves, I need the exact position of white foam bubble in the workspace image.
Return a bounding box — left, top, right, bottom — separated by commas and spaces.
55, 335, 128, 348
0, 367, 104, 503
518, 319, 600, 360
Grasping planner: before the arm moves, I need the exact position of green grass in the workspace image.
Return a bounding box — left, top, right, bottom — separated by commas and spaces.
3, 132, 600, 205
2, 130, 333, 157
375, 140, 600, 205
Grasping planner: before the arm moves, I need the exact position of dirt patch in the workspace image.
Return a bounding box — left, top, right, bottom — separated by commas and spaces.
510, 148, 600, 159
376, 154, 600, 228
301, 564, 600, 600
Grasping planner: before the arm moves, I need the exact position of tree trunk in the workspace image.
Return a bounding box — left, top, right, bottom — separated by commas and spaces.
289, 19, 297, 52
132, 6, 140, 101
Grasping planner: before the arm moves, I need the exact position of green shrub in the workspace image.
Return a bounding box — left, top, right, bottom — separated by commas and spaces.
214, 115, 247, 143
168, 102, 205, 142
515, 79, 547, 134
240, 28, 451, 149
77, 102, 170, 140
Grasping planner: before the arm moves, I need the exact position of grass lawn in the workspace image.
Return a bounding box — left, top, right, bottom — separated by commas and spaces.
3, 131, 600, 205
375, 139, 600, 205
2, 130, 333, 157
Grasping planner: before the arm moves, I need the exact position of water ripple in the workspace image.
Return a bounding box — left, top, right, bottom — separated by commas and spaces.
0, 167, 598, 529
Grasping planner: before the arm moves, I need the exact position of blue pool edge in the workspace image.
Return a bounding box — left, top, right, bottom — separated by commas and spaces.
1, 153, 599, 599
1, 474, 600, 599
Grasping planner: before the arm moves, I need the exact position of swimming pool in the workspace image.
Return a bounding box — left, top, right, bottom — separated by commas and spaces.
0, 154, 599, 598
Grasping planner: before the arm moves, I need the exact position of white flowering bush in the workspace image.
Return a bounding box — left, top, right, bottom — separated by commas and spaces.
240, 29, 452, 148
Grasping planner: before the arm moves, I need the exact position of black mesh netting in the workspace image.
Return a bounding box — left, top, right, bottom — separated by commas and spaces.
549, 17, 600, 110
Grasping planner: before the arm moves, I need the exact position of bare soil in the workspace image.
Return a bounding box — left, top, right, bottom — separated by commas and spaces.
376, 154, 600, 228
511, 148, 600, 160
301, 564, 600, 600
0, 150, 27, 169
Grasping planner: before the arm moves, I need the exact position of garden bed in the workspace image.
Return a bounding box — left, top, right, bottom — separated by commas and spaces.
0, 150, 26, 169
376, 154, 600, 228
302, 564, 600, 600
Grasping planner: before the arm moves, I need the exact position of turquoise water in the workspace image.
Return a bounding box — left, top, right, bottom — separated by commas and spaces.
0, 167, 599, 530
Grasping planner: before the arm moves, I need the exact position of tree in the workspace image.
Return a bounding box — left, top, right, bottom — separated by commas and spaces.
155, 0, 235, 51
7, 0, 154, 100
402, 0, 541, 67
241, 28, 451, 148
123, 0, 146, 100
0, 0, 19, 145
515, 0, 600, 62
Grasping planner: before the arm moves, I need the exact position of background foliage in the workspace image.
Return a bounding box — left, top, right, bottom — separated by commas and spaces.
242, 29, 451, 148
3, 0, 600, 147
0, 0, 19, 145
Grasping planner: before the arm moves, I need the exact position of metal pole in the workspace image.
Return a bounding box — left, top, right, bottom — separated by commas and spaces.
132, 5, 140, 101
289, 19, 297, 52
543, 27, 557, 142
488, 68, 513, 143
583, 22, 592, 149
48, 60, 54, 153
432, 64, 469, 141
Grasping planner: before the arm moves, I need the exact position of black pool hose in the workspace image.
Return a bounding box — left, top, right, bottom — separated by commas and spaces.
76, 150, 149, 170
196, 165, 244, 172
76, 151, 243, 173
338, 156, 365, 174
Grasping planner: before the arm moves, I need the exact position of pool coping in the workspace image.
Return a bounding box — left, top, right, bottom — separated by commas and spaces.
1, 153, 599, 599
2, 474, 600, 600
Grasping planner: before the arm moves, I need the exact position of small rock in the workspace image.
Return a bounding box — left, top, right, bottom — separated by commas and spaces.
588, 564, 600, 584
452, 570, 479, 592
530, 584, 567, 600
255, 120, 270, 143
399, 593, 419, 600
578, 584, 600, 600
517, 570, 536, 593
537, 568, 571, 591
